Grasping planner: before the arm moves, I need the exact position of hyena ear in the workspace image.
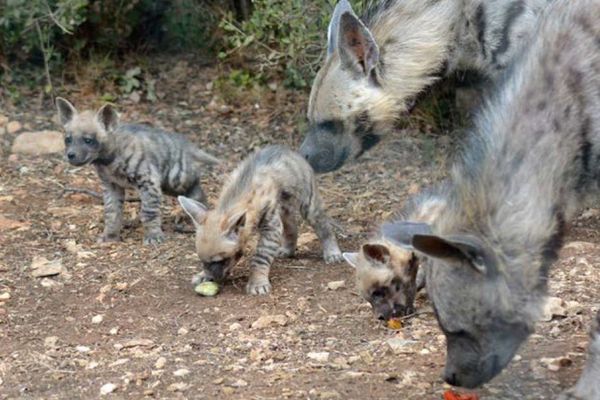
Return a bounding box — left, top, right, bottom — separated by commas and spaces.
381, 221, 432, 250
338, 9, 379, 75
178, 196, 208, 226
225, 212, 246, 241
56, 97, 77, 126
96, 103, 119, 133
412, 234, 493, 274
361, 244, 390, 266
327, 0, 354, 56
342, 252, 359, 269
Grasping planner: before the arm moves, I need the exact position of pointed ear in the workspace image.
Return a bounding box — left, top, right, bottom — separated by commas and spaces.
412, 234, 491, 274
342, 252, 359, 268
338, 10, 379, 75
56, 97, 77, 126
178, 196, 208, 226
362, 243, 390, 266
381, 221, 432, 249
96, 103, 119, 132
225, 211, 246, 241
327, 0, 354, 56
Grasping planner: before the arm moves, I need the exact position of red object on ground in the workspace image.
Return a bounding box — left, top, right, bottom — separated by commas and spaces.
443, 390, 480, 400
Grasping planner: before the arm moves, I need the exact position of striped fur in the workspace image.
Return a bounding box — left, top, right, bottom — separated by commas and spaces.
179, 145, 342, 295
56, 98, 219, 245
300, 0, 552, 173
383, 0, 600, 391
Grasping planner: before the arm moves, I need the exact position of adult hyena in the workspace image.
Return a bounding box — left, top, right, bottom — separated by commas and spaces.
382, 0, 599, 395
300, 0, 552, 173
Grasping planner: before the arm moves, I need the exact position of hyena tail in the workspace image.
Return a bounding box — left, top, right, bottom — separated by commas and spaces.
192, 148, 220, 165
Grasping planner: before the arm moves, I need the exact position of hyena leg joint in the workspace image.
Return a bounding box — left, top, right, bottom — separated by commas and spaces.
276, 201, 298, 258
100, 182, 125, 243
137, 179, 165, 245
246, 208, 282, 295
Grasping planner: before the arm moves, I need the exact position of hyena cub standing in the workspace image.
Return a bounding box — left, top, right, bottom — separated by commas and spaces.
56, 98, 219, 245
178, 145, 343, 295
343, 187, 446, 320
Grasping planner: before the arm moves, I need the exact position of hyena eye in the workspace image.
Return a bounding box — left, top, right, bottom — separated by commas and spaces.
64, 136, 73, 145
371, 288, 386, 299
83, 137, 97, 146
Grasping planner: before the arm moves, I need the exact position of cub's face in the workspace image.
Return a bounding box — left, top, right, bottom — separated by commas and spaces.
179, 196, 246, 282
344, 243, 419, 320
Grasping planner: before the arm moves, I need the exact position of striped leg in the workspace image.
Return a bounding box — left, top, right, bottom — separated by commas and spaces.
277, 201, 298, 258
301, 184, 343, 263
246, 208, 282, 295
558, 310, 600, 400
100, 182, 125, 242
137, 178, 165, 245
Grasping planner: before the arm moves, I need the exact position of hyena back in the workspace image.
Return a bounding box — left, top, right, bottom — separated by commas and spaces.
383, 0, 600, 392
343, 187, 447, 320
300, 0, 552, 172
56, 98, 219, 245
179, 145, 342, 295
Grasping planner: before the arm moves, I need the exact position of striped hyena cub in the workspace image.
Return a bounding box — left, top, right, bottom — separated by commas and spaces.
178, 145, 343, 295
55, 98, 219, 245
343, 187, 446, 320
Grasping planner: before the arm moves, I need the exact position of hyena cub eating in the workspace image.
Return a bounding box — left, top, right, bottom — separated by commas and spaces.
56, 97, 219, 245
343, 188, 446, 321
178, 145, 343, 295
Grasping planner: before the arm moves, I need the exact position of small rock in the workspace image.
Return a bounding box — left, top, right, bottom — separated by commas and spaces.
6, 121, 22, 134
92, 315, 103, 324
229, 379, 248, 388
121, 339, 154, 349
40, 278, 59, 288
44, 336, 59, 348
307, 351, 330, 363
76, 345, 91, 353
326, 280, 346, 291
251, 314, 287, 329
100, 383, 117, 395
541, 297, 566, 322
386, 338, 417, 355
229, 322, 242, 331
167, 382, 189, 392
11, 130, 64, 154
319, 391, 341, 399
173, 368, 190, 377
541, 356, 573, 372
177, 327, 188, 336
343, 371, 365, 379
109, 327, 119, 335
30, 257, 64, 278
155, 357, 167, 369
0, 292, 10, 301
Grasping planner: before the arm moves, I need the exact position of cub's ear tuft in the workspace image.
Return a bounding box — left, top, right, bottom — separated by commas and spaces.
96, 103, 119, 132
178, 196, 208, 226
55, 97, 77, 126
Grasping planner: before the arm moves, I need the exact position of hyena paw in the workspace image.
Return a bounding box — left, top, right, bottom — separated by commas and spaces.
191, 272, 213, 286
323, 250, 344, 264
143, 231, 165, 246
98, 233, 121, 243
246, 278, 272, 295
276, 246, 296, 258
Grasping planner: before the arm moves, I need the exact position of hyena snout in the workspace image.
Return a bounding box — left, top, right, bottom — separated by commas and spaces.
65, 147, 92, 166
374, 301, 414, 321
299, 128, 351, 173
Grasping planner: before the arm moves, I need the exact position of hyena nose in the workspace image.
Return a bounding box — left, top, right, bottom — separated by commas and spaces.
444, 372, 458, 386
67, 152, 76, 160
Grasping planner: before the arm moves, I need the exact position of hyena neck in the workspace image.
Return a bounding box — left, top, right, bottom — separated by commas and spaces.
92, 139, 118, 166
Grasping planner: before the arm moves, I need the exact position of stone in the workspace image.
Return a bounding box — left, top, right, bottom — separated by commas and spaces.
0, 292, 10, 301
540, 356, 572, 372
541, 297, 566, 322
92, 315, 103, 324
326, 280, 346, 291
100, 383, 117, 395
386, 338, 418, 355
120, 339, 154, 349
30, 257, 64, 278
155, 357, 166, 369
229, 379, 248, 388
166, 382, 189, 392
229, 322, 242, 331
6, 121, 22, 134
173, 368, 190, 377
44, 336, 59, 348
251, 314, 287, 329
307, 351, 330, 363
11, 130, 64, 155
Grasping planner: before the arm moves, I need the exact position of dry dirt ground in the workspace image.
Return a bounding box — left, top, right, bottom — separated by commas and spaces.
1, 62, 599, 399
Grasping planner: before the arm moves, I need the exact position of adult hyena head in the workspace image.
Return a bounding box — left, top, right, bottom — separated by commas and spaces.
300, 0, 394, 173
384, 227, 535, 388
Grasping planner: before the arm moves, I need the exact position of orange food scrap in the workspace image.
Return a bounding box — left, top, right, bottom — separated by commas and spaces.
387, 318, 402, 330
443, 390, 479, 400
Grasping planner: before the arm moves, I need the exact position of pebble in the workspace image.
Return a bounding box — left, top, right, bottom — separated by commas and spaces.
155, 357, 166, 369
229, 379, 248, 388
76, 345, 91, 353
326, 280, 346, 291
229, 322, 242, 331
0, 292, 10, 301
251, 314, 287, 329
307, 351, 330, 363
386, 338, 417, 354
100, 383, 117, 395
167, 382, 189, 392
92, 315, 103, 324
30, 257, 64, 278
541, 296, 566, 321
173, 368, 190, 377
